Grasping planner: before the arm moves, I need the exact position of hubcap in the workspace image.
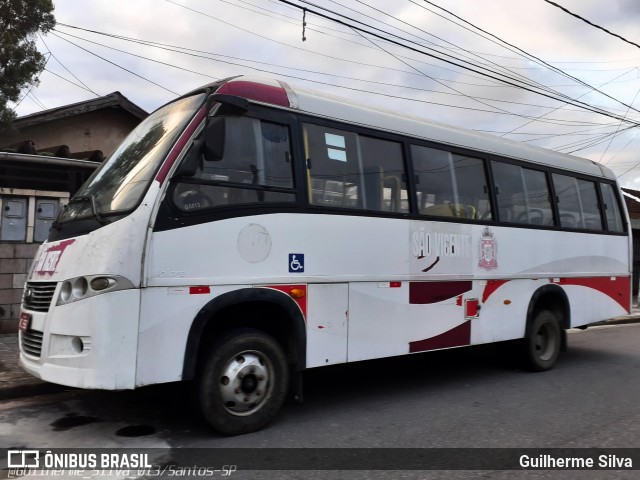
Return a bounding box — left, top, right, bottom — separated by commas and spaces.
534, 323, 556, 361
219, 351, 271, 416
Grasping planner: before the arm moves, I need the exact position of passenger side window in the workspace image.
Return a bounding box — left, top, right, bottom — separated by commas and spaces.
600, 183, 625, 232
303, 123, 408, 213
492, 162, 554, 225
172, 117, 295, 211
412, 145, 491, 220
552, 174, 603, 230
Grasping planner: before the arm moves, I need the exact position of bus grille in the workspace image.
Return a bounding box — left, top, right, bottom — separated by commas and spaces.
23, 282, 57, 313
21, 329, 44, 358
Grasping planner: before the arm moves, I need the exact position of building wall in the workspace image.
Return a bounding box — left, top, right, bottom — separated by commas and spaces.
0, 243, 40, 333
1, 109, 140, 158
0, 188, 70, 333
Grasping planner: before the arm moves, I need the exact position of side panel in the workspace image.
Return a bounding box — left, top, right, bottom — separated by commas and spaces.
306, 284, 348, 368
144, 213, 630, 377
136, 284, 249, 386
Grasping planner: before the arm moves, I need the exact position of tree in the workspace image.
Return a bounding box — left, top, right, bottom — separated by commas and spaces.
0, 0, 55, 133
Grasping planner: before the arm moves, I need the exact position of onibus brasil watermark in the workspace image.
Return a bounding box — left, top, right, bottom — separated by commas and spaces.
6, 450, 237, 478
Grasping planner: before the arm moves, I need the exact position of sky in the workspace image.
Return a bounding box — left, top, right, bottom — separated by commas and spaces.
12, 0, 640, 188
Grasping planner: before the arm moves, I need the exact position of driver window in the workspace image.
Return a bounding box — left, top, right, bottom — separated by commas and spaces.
200, 117, 293, 189
172, 116, 295, 212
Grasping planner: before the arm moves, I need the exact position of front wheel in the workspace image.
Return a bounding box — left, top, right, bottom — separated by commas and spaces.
521, 309, 562, 372
199, 329, 289, 436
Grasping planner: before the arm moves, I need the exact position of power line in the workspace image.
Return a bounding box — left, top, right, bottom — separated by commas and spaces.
275, 0, 640, 125
49, 32, 179, 95
543, 0, 640, 50
28, 92, 47, 110
43, 67, 101, 94
38, 34, 100, 97
418, 0, 640, 117
502, 67, 639, 138
55, 23, 619, 128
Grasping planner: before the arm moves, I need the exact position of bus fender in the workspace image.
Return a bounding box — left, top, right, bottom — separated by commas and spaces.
182, 287, 307, 381
525, 284, 571, 337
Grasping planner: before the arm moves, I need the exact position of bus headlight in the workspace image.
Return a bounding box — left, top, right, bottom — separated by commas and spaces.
72, 277, 88, 299
57, 275, 135, 306
60, 281, 72, 303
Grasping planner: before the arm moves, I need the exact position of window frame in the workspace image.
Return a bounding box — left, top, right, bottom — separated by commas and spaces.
168, 104, 304, 216
301, 120, 410, 214
157, 101, 628, 237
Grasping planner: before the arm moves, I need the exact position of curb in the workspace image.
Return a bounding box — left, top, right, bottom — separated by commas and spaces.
599, 315, 640, 326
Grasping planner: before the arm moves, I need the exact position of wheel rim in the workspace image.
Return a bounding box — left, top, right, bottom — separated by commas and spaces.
533, 322, 557, 362
218, 350, 273, 416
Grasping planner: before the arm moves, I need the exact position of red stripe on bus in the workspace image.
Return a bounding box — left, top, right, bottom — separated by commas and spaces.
558, 276, 631, 313
409, 281, 472, 304
481, 279, 510, 303
409, 321, 471, 353
216, 80, 290, 107
155, 106, 207, 185
265, 284, 307, 318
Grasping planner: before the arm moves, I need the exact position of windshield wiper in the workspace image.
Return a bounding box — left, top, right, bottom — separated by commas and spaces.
70, 194, 108, 225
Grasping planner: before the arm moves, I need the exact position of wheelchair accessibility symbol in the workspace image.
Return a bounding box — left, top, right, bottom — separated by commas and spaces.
289, 254, 304, 273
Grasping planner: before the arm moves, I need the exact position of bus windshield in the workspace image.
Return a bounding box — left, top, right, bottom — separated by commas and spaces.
58, 93, 206, 223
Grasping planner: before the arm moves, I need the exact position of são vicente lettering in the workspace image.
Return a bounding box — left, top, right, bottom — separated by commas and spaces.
412, 231, 472, 259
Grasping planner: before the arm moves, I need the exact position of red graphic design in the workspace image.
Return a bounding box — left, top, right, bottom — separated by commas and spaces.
266, 284, 307, 318
409, 281, 472, 305
482, 279, 510, 303
409, 321, 471, 353
478, 227, 498, 270
33, 240, 76, 276
558, 277, 631, 312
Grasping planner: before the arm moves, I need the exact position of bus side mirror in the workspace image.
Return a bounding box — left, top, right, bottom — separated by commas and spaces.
174, 138, 203, 177
203, 117, 226, 161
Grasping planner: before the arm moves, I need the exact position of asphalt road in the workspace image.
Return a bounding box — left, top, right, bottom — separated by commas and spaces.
2, 323, 639, 479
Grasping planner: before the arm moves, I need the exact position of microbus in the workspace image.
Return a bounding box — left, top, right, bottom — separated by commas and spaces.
19, 77, 631, 435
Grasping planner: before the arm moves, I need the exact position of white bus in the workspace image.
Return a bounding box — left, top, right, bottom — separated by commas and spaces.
19, 77, 631, 435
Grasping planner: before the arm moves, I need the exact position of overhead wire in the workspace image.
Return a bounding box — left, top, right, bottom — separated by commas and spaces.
54, 23, 620, 128
502, 67, 639, 139
274, 0, 640, 125
43, 0, 640, 167
43, 67, 102, 94
600, 80, 640, 163
28, 92, 47, 110
49, 32, 179, 95
543, 0, 640, 50
417, 0, 640, 116
38, 34, 100, 97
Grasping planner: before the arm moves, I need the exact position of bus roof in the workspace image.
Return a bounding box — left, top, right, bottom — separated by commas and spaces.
212, 76, 616, 181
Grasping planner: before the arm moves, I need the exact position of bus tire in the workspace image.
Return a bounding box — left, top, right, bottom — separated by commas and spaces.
521, 309, 561, 372
198, 328, 289, 436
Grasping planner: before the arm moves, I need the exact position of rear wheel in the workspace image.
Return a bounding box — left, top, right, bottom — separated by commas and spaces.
521, 309, 562, 372
199, 329, 289, 436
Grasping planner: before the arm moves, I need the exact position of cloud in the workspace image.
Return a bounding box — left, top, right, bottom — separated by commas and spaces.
10, 0, 640, 183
